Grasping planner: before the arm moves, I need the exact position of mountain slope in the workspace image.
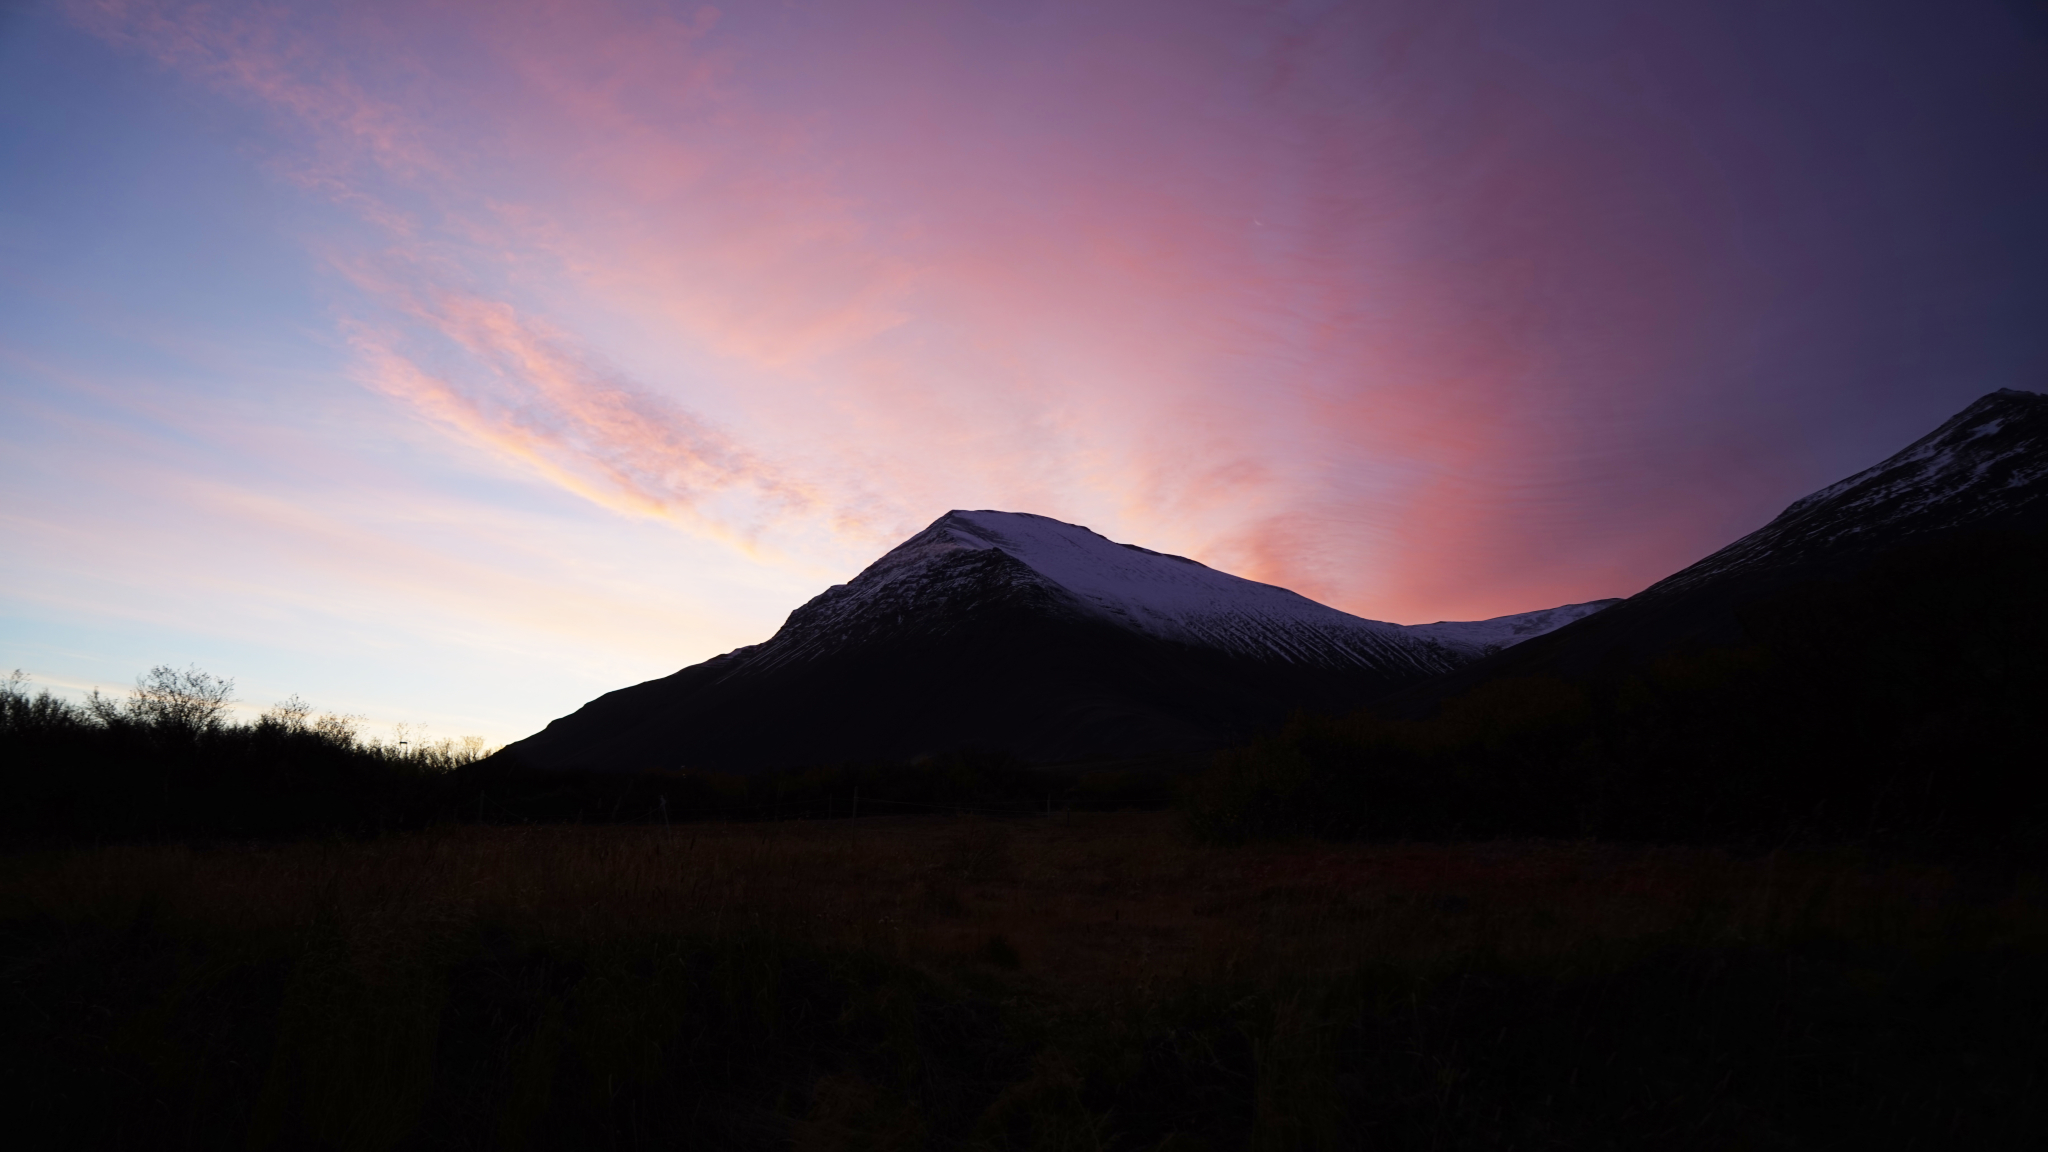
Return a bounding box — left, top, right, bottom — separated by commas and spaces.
1404, 600, 1621, 659
1635, 388, 2048, 602
1379, 388, 2048, 708
506, 511, 1606, 771
1185, 390, 2048, 851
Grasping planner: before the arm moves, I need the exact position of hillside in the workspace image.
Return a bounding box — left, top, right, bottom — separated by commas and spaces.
507, 511, 1606, 771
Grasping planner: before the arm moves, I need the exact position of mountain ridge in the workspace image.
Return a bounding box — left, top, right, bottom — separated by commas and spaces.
506, 510, 1611, 771
1638, 388, 2048, 603
1374, 387, 2048, 710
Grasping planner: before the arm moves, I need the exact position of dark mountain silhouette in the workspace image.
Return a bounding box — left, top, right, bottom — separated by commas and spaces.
1380, 388, 2048, 712
1182, 389, 2048, 853
505, 511, 1610, 771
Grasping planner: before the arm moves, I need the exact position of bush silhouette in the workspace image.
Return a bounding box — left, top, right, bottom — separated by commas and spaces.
1, 667, 489, 840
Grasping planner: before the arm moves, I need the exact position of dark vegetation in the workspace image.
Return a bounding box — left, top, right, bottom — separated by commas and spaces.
0, 669, 1174, 843
460, 751, 1181, 826
6, 817, 2043, 1150
1186, 531, 2048, 859
0, 666, 484, 840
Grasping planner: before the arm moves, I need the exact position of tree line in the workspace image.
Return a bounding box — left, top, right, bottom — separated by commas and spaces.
1, 666, 486, 839
1, 666, 1176, 841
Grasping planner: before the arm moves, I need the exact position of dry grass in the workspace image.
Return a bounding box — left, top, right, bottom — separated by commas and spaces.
6, 813, 2030, 989
4, 814, 2044, 1150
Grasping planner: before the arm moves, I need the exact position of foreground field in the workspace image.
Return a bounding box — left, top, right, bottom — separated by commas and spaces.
4, 813, 2044, 1149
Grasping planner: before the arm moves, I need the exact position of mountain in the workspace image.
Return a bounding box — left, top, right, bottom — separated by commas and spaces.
1381, 387, 2048, 707
505, 511, 1609, 771
1184, 389, 2048, 851
1633, 388, 2048, 599
1405, 599, 1620, 658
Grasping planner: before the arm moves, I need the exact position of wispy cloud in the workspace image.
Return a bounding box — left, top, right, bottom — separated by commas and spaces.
70, 0, 893, 553
344, 288, 822, 544
66, 0, 443, 182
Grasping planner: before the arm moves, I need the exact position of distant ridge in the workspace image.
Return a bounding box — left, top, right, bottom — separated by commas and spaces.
1380, 388, 2048, 709
505, 511, 1608, 771
1637, 388, 2048, 602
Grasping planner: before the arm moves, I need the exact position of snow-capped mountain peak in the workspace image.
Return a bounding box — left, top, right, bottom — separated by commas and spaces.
758, 510, 1608, 677
508, 509, 1621, 770
1642, 388, 2048, 600
1780, 389, 2044, 524
919, 510, 1403, 645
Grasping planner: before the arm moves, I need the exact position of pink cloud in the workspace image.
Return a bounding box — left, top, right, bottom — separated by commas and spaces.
343, 287, 826, 545
66, 0, 445, 180
71, 0, 1805, 623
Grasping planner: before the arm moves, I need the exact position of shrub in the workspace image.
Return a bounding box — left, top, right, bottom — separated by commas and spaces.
1, 667, 490, 840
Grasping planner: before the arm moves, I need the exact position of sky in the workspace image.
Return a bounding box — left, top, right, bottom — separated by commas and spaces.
4, 0, 2047, 745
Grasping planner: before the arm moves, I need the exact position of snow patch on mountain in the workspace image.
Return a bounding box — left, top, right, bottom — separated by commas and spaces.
1404, 599, 1624, 658
1643, 389, 2048, 600
753, 510, 1612, 677
940, 510, 1403, 644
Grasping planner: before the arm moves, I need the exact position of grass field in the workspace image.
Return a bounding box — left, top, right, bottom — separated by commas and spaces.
5, 812, 2044, 1149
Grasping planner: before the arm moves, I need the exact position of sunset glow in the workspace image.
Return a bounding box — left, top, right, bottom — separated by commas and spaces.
5, 0, 2046, 742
